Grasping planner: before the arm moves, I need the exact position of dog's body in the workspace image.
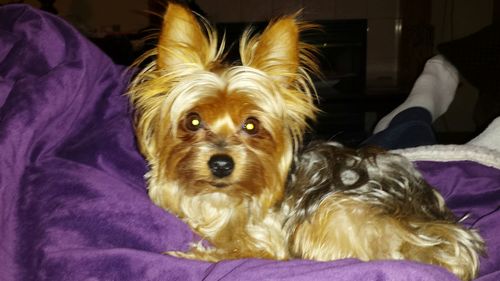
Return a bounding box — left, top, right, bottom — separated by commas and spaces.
284, 142, 483, 281
128, 3, 484, 280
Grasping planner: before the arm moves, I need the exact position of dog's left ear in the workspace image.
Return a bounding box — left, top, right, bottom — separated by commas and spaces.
242, 16, 300, 84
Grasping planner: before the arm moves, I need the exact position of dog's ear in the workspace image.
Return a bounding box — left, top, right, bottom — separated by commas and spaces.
241, 17, 300, 84
157, 3, 210, 69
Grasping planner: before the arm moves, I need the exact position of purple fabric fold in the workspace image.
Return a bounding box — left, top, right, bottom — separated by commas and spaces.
1, 4, 499, 281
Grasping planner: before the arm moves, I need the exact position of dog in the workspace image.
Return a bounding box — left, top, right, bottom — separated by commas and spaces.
127, 3, 484, 280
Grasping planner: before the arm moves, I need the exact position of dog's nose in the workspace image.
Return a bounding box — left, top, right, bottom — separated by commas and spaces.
208, 154, 234, 178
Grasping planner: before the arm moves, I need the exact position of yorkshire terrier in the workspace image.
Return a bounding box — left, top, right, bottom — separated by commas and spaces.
128, 3, 484, 281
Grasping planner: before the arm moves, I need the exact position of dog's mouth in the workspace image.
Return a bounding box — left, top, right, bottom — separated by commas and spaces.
210, 182, 230, 188
197, 180, 232, 189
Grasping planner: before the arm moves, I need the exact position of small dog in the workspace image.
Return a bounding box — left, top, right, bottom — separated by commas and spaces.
128, 3, 484, 281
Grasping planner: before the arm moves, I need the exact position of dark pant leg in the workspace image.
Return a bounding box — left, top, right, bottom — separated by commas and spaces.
361, 107, 437, 150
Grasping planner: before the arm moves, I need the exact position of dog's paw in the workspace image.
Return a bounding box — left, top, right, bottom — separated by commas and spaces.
164, 247, 222, 262
164, 250, 197, 259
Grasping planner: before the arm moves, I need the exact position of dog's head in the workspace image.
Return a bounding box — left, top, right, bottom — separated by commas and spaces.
128, 3, 318, 218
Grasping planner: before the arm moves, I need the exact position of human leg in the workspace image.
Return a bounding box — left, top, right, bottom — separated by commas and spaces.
363, 55, 459, 150
362, 107, 436, 150
373, 55, 459, 134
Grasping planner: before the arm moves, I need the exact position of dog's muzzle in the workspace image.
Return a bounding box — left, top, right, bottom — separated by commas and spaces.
208, 154, 234, 178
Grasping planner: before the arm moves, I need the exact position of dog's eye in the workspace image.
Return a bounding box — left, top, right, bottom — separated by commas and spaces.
242, 117, 259, 135
185, 113, 203, 131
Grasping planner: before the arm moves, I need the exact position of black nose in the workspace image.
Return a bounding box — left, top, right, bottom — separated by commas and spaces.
208, 154, 234, 178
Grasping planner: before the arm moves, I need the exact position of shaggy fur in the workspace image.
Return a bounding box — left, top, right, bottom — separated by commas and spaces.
284, 142, 484, 281
128, 2, 318, 261
127, 3, 484, 280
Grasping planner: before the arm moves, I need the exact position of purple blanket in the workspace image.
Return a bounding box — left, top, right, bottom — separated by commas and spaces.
1, 5, 499, 281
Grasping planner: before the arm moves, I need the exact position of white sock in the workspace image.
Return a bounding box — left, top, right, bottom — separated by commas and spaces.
373, 55, 459, 134
467, 117, 500, 153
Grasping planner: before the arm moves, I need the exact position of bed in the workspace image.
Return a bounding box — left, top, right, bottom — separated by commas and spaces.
1, 5, 499, 281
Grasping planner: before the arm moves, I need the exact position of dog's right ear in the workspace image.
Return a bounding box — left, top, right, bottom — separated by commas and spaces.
157, 2, 211, 69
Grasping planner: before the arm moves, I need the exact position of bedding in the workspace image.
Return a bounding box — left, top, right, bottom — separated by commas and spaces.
1, 5, 499, 281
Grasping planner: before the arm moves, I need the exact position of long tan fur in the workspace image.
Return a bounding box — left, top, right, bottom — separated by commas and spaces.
284, 142, 484, 281
128, 3, 484, 280
128, 2, 317, 261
